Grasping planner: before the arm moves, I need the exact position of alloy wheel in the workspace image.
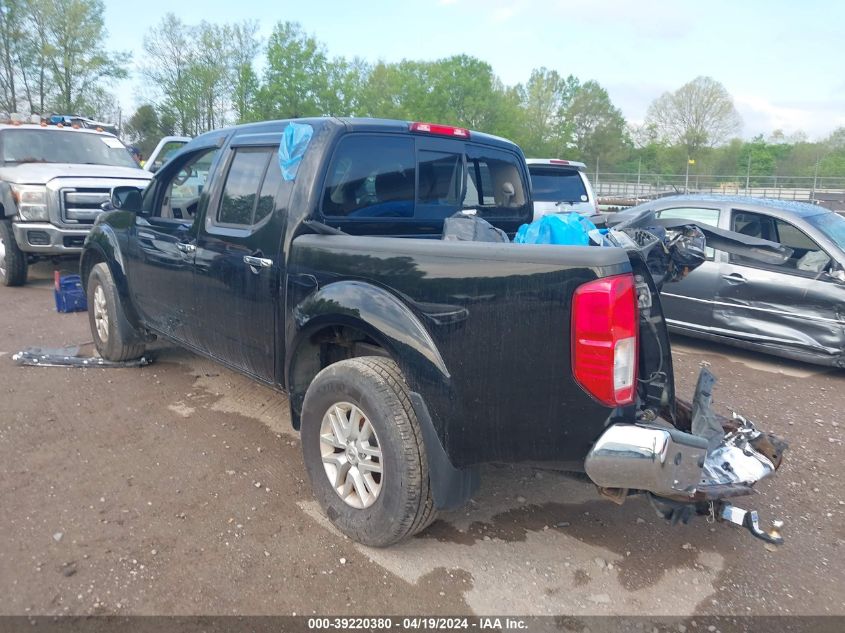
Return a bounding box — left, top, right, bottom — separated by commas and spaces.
93, 284, 109, 343
319, 402, 383, 509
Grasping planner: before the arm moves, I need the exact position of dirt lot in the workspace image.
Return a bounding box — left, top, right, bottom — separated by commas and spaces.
1, 262, 844, 618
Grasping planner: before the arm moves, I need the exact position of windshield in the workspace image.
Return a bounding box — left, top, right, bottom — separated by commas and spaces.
1, 129, 137, 168
805, 211, 845, 251
529, 167, 588, 203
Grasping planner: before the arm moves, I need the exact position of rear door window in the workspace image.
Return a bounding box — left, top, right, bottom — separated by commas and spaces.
217, 148, 273, 227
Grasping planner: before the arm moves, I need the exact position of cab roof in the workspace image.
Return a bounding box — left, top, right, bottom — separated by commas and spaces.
195, 117, 522, 153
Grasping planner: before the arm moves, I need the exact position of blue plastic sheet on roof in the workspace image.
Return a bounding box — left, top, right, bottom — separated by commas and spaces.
514, 212, 598, 246
278, 122, 313, 181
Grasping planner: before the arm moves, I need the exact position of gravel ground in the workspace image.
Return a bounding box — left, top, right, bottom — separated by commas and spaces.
0, 262, 843, 618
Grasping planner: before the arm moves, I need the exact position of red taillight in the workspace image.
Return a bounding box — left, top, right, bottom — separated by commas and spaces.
572, 274, 638, 407
550, 159, 571, 165
409, 121, 470, 138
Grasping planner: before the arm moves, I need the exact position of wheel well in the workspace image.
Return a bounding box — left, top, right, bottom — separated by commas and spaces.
80, 249, 106, 292
288, 324, 391, 429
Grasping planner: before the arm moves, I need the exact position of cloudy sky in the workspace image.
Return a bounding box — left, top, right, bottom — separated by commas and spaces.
104, 0, 845, 140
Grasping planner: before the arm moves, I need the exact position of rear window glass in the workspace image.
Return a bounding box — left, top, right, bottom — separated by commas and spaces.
529, 167, 587, 203
322, 135, 414, 218
465, 148, 528, 217
321, 134, 530, 222
418, 151, 461, 205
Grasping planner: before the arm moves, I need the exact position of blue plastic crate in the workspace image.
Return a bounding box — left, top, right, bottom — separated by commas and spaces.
54, 274, 88, 313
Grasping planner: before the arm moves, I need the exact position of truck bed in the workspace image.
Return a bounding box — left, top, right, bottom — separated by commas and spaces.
288, 235, 634, 467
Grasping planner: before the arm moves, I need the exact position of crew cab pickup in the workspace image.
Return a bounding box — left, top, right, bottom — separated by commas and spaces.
0, 121, 151, 286
81, 118, 788, 547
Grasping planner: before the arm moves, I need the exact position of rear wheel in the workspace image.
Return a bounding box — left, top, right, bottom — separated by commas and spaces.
0, 220, 28, 286
301, 356, 436, 547
87, 263, 145, 361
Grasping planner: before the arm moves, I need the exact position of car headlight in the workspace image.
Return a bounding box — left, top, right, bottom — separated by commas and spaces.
10, 184, 49, 221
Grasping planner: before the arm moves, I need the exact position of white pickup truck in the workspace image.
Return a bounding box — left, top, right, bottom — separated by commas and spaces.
0, 121, 152, 286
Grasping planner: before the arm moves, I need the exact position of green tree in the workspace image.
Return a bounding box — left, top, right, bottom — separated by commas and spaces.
516, 68, 579, 156
360, 59, 435, 120
737, 135, 776, 184
230, 20, 261, 123
0, 0, 25, 112
323, 56, 370, 117
565, 80, 628, 168
142, 14, 196, 135
426, 55, 499, 129
42, 0, 128, 114
257, 21, 331, 118
190, 22, 232, 132
645, 76, 742, 156
123, 104, 161, 156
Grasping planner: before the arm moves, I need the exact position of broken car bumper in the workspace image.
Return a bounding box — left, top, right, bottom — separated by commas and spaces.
584, 369, 787, 544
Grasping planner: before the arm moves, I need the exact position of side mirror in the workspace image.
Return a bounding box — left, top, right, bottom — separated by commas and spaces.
148, 163, 160, 173
110, 186, 143, 213
829, 268, 845, 283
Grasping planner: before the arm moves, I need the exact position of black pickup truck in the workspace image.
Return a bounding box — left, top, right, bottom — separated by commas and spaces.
81, 118, 788, 547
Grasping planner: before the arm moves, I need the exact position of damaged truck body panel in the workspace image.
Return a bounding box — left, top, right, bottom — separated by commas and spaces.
82, 119, 789, 547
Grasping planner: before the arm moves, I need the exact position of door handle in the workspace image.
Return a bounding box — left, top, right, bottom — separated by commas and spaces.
243, 255, 273, 269
721, 273, 747, 283
176, 242, 196, 254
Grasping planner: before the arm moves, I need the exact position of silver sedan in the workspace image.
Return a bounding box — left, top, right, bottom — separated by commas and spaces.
614, 195, 845, 367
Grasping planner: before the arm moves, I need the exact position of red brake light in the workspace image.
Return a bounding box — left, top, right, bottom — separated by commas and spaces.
550, 159, 571, 165
409, 121, 470, 138
572, 274, 638, 407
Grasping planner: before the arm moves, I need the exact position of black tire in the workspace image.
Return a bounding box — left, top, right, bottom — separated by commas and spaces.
86, 262, 145, 362
301, 356, 436, 547
0, 219, 28, 286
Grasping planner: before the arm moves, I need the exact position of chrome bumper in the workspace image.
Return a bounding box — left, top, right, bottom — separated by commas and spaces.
12, 221, 90, 255
584, 367, 787, 544
584, 424, 709, 499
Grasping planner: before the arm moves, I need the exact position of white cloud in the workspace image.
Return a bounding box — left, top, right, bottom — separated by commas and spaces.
733, 94, 845, 140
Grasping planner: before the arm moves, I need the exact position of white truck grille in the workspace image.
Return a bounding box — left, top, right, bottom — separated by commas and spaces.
60, 188, 111, 224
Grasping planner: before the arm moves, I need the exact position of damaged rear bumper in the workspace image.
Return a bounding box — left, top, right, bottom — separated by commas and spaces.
584, 367, 788, 544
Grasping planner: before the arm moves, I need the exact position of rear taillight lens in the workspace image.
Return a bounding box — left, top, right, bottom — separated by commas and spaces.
572, 274, 638, 406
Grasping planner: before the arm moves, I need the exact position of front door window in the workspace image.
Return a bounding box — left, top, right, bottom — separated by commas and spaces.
730, 210, 831, 274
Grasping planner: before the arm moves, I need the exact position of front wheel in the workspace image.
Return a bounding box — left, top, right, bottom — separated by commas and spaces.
301, 357, 436, 547
0, 220, 28, 286
87, 263, 145, 362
